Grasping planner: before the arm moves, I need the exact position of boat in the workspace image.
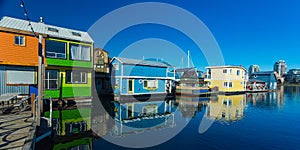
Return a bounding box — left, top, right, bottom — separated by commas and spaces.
246, 79, 269, 93
175, 85, 218, 97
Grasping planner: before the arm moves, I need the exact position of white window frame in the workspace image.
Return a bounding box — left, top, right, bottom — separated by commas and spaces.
223, 81, 228, 87
14, 35, 25, 46
237, 70, 240, 76
66, 70, 87, 84
45, 70, 59, 90
70, 44, 91, 61
45, 39, 67, 59
229, 82, 233, 88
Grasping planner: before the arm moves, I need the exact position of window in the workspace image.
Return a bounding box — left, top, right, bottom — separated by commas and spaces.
71, 32, 81, 37
142, 104, 158, 115
48, 27, 59, 32
229, 69, 232, 74
6, 67, 35, 84
228, 100, 232, 106
70, 44, 91, 61
128, 79, 134, 92
14, 36, 25, 46
66, 70, 87, 84
223, 69, 227, 74
237, 70, 240, 76
223, 82, 228, 87
143, 80, 158, 90
229, 82, 233, 88
128, 104, 133, 118
45, 70, 58, 90
46, 40, 66, 59
223, 100, 227, 106
143, 80, 148, 88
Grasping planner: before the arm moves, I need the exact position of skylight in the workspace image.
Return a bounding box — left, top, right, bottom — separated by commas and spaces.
71, 31, 81, 37
48, 27, 59, 32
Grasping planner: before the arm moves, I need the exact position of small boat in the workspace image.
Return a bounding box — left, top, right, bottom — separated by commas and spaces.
175, 85, 218, 97
246, 79, 269, 93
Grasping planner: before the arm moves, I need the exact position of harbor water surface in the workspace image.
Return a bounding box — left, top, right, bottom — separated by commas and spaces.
53, 86, 300, 149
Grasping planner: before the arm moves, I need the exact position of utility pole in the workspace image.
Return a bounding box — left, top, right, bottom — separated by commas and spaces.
37, 34, 44, 126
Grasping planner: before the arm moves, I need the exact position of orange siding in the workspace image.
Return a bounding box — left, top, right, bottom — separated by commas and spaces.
0, 31, 39, 66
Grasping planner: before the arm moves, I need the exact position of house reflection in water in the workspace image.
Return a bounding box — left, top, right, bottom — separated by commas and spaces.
206, 94, 246, 123
112, 100, 175, 137
175, 96, 215, 118
246, 86, 285, 109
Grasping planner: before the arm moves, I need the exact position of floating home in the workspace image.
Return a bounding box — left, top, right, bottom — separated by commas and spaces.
110, 57, 175, 100
0, 16, 94, 104
94, 48, 112, 95
0, 17, 41, 95
205, 66, 248, 94
249, 71, 277, 90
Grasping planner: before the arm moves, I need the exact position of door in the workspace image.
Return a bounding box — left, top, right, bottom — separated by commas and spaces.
128, 79, 134, 94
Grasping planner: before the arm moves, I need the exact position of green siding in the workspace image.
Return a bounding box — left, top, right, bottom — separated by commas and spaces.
44, 87, 91, 99
47, 58, 92, 68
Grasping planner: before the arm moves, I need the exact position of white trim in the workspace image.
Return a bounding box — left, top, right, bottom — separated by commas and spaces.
115, 75, 174, 80
120, 92, 166, 95
207, 77, 246, 81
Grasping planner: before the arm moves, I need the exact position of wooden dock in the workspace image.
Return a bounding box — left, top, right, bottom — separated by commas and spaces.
0, 110, 36, 150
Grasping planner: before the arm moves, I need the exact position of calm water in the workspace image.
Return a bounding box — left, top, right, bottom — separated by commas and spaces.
52, 86, 300, 149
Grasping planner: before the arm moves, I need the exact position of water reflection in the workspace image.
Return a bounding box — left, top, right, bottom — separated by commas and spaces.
112, 100, 175, 137
206, 94, 246, 123
174, 96, 216, 118
246, 86, 285, 109
43, 86, 300, 149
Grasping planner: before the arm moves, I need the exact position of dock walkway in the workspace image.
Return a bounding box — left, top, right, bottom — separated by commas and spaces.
0, 110, 35, 150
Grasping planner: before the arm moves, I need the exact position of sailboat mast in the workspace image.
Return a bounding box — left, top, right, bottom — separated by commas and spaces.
188, 50, 190, 68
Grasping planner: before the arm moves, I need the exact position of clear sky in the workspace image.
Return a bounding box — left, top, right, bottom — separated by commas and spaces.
1, 0, 300, 71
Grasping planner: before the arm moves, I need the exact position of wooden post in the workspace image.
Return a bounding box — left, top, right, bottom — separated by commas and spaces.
31, 93, 36, 118
37, 34, 43, 126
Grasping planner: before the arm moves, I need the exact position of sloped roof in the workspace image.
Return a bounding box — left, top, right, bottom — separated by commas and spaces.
206, 65, 247, 72
112, 57, 170, 67
0, 16, 93, 43
251, 71, 275, 75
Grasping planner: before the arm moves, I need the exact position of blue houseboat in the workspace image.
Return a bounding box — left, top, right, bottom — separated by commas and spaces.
110, 57, 175, 100
250, 71, 278, 90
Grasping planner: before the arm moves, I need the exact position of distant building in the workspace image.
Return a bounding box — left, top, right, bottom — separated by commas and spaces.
285, 69, 300, 83
250, 71, 277, 90
204, 66, 247, 93
248, 65, 260, 76
94, 48, 111, 94
94, 48, 109, 73
274, 60, 287, 77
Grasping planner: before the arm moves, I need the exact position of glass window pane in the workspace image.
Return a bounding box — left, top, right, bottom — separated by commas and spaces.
46, 40, 66, 59
20, 36, 24, 45
81, 45, 90, 61
81, 72, 86, 83
14, 36, 21, 45
49, 80, 58, 89
70, 44, 90, 61
66, 71, 72, 83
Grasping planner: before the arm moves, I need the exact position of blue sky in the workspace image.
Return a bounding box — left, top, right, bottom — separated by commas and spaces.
1, 0, 300, 71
